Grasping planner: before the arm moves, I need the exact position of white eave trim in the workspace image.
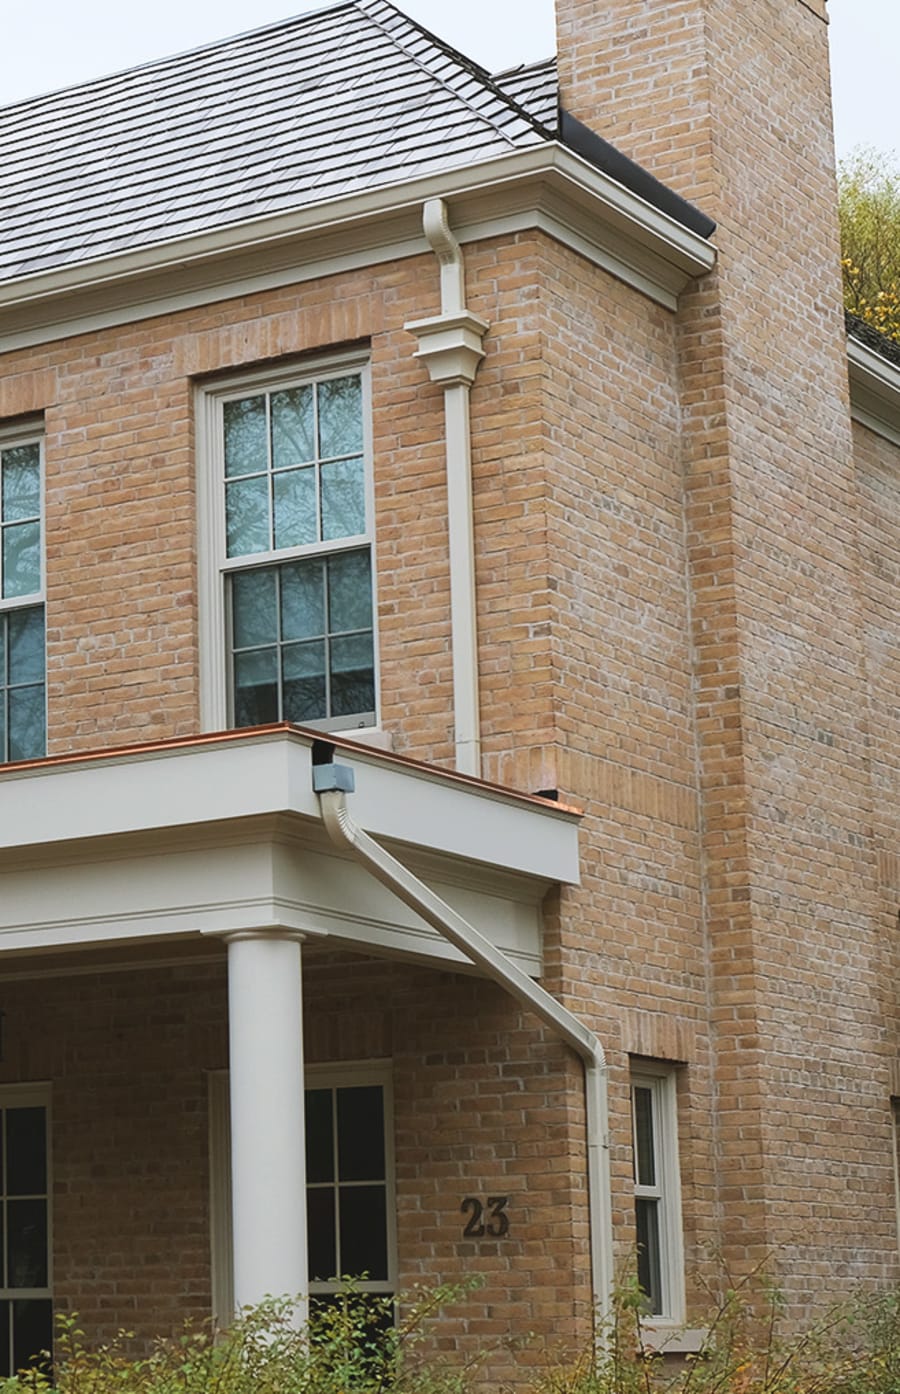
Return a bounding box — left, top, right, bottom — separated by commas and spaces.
848, 336, 900, 450
0, 144, 717, 350
0, 726, 581, 886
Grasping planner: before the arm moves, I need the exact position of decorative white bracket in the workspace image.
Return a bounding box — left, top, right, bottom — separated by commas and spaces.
405, 309, 490, 386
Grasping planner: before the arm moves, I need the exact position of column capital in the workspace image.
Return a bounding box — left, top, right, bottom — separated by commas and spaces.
221, 927, 307, 945
199, 925, 307, 947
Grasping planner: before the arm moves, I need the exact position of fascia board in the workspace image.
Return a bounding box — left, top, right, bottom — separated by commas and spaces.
0, 145, 717, 349
0, 729, 580, 886
848, 337, 900, 450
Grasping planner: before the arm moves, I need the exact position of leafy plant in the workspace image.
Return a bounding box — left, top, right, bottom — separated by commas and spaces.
839, 147, 900, 345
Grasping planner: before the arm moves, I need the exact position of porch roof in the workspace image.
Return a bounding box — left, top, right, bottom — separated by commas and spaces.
0, 724, 580, 974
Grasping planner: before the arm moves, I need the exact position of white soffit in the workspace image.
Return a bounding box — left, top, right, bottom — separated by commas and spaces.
0, 146, 717, 351
848, 337, 900, 450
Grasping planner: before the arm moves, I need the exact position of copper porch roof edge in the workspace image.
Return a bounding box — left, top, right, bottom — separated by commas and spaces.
0, 724, 584, 818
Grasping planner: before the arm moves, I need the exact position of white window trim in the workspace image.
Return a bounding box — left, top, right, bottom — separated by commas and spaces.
630, 1064, 685, 1328
0, 1083, 53, 1372
208, 1059, 396, 1327
0, 422, 45, 613
196, 352, 379, 735
0, 423, 46, 765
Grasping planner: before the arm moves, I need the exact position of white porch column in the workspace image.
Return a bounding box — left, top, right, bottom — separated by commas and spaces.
226, 929, 307, 1318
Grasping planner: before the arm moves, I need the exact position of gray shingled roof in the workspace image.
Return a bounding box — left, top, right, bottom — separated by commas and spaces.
0, 0, 555, 285
493, 59, 559, 131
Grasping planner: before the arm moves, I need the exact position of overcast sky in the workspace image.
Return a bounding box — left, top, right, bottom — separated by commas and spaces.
0, 0, 896, 161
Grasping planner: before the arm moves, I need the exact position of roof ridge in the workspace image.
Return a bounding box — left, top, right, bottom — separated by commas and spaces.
352, 0, 558, 143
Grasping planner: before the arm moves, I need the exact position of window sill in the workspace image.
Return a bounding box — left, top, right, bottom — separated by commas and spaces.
640, 1325, 709, 1355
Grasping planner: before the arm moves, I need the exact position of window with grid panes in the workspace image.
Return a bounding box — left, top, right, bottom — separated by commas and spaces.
217, 364, 376, 731
207, 1065, 395, 1324
0, 429, 45, 764
0, 1091, 52, 1376
630, 1068, 684, 1322
305, 1080, 392, 1302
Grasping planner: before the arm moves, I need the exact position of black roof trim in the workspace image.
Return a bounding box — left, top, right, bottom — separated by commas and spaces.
846, 311, 900, 369
560, 109, 717, 240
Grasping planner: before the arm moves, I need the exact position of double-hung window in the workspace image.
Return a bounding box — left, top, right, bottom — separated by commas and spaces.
630, 1066, 685, 1323
0, 1087, 52, 1376
198, 359, 377, 733
0, 426, 45, 764
208, 1062, 396, 1326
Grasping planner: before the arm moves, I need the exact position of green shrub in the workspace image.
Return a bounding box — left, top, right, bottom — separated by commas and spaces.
0, 1280, 483, 1394
5, 1272, 900, 1394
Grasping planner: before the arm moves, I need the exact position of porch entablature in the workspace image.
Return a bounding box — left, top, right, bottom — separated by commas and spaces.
0, 725, 580, 974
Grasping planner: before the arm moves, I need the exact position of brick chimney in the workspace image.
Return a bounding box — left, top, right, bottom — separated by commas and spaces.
557, 0, 885, 1302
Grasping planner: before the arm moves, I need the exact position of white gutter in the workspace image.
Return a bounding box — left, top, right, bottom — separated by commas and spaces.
314, 758, 614, 1325
405, 200, 489, 778
847, 335, 900, 449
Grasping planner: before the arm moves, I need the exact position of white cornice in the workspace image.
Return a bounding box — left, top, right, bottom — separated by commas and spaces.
847, 336, 900, 450
0, 145, 717, 352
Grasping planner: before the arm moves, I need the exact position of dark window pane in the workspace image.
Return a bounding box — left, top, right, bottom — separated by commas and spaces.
635, 1198, 662, 1315
226, 477, 269, 557
327, 551, 372, 634
0, 617, 5, 684
282, 642, 326, 723
7, 1200, 48, 1288
12, 1300, 52, 1374
330, 634, 375, 719
317, 376, 363, 459
339, 1186, 388, 1281
271, 386, 315, 469
281, 560, 325, 642
633, 1087, 655, 1186
305, 1090, 334, 1184
233, 649, 279, 727
224, 396, 267, 478
6, 1110, 46, 1195
321, 458, 365, 541
232, 569, 278, 650
337, 1087, 385, 1182
274, 468, 316, 550
1, 447, 40, 524
8, 609, 44, 686
2, 523, 40, 599
0, 1300, 9, 1377
307, 1189, 336, 1283
8, 687, 45, 763
0, 692, 6, 765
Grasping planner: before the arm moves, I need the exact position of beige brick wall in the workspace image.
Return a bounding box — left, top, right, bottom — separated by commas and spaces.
0, 0, 898, 1355
0, 952, 585, 1373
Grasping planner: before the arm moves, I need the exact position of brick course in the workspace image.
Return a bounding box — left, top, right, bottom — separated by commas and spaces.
0, 0, 898, 1365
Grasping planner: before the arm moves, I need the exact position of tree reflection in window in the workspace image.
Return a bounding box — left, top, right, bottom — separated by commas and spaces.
222, 370, 374, 729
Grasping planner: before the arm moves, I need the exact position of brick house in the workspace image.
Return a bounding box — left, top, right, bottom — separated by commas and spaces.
0, 0, 898, 1376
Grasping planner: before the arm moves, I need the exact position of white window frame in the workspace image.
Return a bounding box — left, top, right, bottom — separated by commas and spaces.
208, 1060, 397, 1327
630, 1064, 685, 1327
0, 1083, 53, 1376
196, 353, 379, 735
0, 421, 46, 765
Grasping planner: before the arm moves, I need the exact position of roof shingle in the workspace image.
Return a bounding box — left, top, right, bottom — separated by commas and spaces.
0, 0, 552, 284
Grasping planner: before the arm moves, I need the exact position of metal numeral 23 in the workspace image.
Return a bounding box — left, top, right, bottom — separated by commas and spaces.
460, 1195, 510, 1238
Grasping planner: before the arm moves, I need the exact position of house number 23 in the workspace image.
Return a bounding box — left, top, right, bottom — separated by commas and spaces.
460, 1195, 510, 1238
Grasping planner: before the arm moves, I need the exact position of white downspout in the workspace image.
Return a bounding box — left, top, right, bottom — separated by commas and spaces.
405, 200, 489, 779
313, 760, 614, 1326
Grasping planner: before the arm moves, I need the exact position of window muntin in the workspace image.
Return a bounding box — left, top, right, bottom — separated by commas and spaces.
0, 432, 45, 764
630, 1068, 684, 1323
0, 1089, 51, 1377
201, 361, 376, 733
